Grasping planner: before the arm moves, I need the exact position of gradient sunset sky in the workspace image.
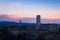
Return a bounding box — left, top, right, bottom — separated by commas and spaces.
0, 0, 60, 23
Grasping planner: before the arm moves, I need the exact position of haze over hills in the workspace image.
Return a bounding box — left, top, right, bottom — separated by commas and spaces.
0, 15, 60, 23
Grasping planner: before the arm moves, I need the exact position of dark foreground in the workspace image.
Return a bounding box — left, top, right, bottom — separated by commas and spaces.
0, 26, 60, 40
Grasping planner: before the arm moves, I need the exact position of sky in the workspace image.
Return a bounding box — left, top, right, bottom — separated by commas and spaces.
0, 0, 60, 23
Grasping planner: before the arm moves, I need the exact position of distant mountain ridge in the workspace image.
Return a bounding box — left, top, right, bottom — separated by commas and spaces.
0, 21, 19, 27
0, 21, 60, 27
0, 21, 36, 27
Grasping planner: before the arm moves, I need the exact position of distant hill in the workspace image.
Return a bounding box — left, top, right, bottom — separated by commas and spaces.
57, 24, 60, 27
0, 21, 36, 27
0, 21, 60, 27
0, 21, 19, 27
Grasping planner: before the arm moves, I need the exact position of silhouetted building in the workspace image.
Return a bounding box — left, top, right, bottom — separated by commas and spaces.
36, 15, 41, 29
19, 20, 22, 26
49, 24, 58, 32
36, 15, 41, 24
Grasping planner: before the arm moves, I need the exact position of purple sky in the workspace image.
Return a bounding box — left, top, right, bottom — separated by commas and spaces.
0, 0, 60, 24
0, 0, 60, 19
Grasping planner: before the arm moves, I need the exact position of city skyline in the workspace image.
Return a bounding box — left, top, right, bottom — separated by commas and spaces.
0, 0, 60, 23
